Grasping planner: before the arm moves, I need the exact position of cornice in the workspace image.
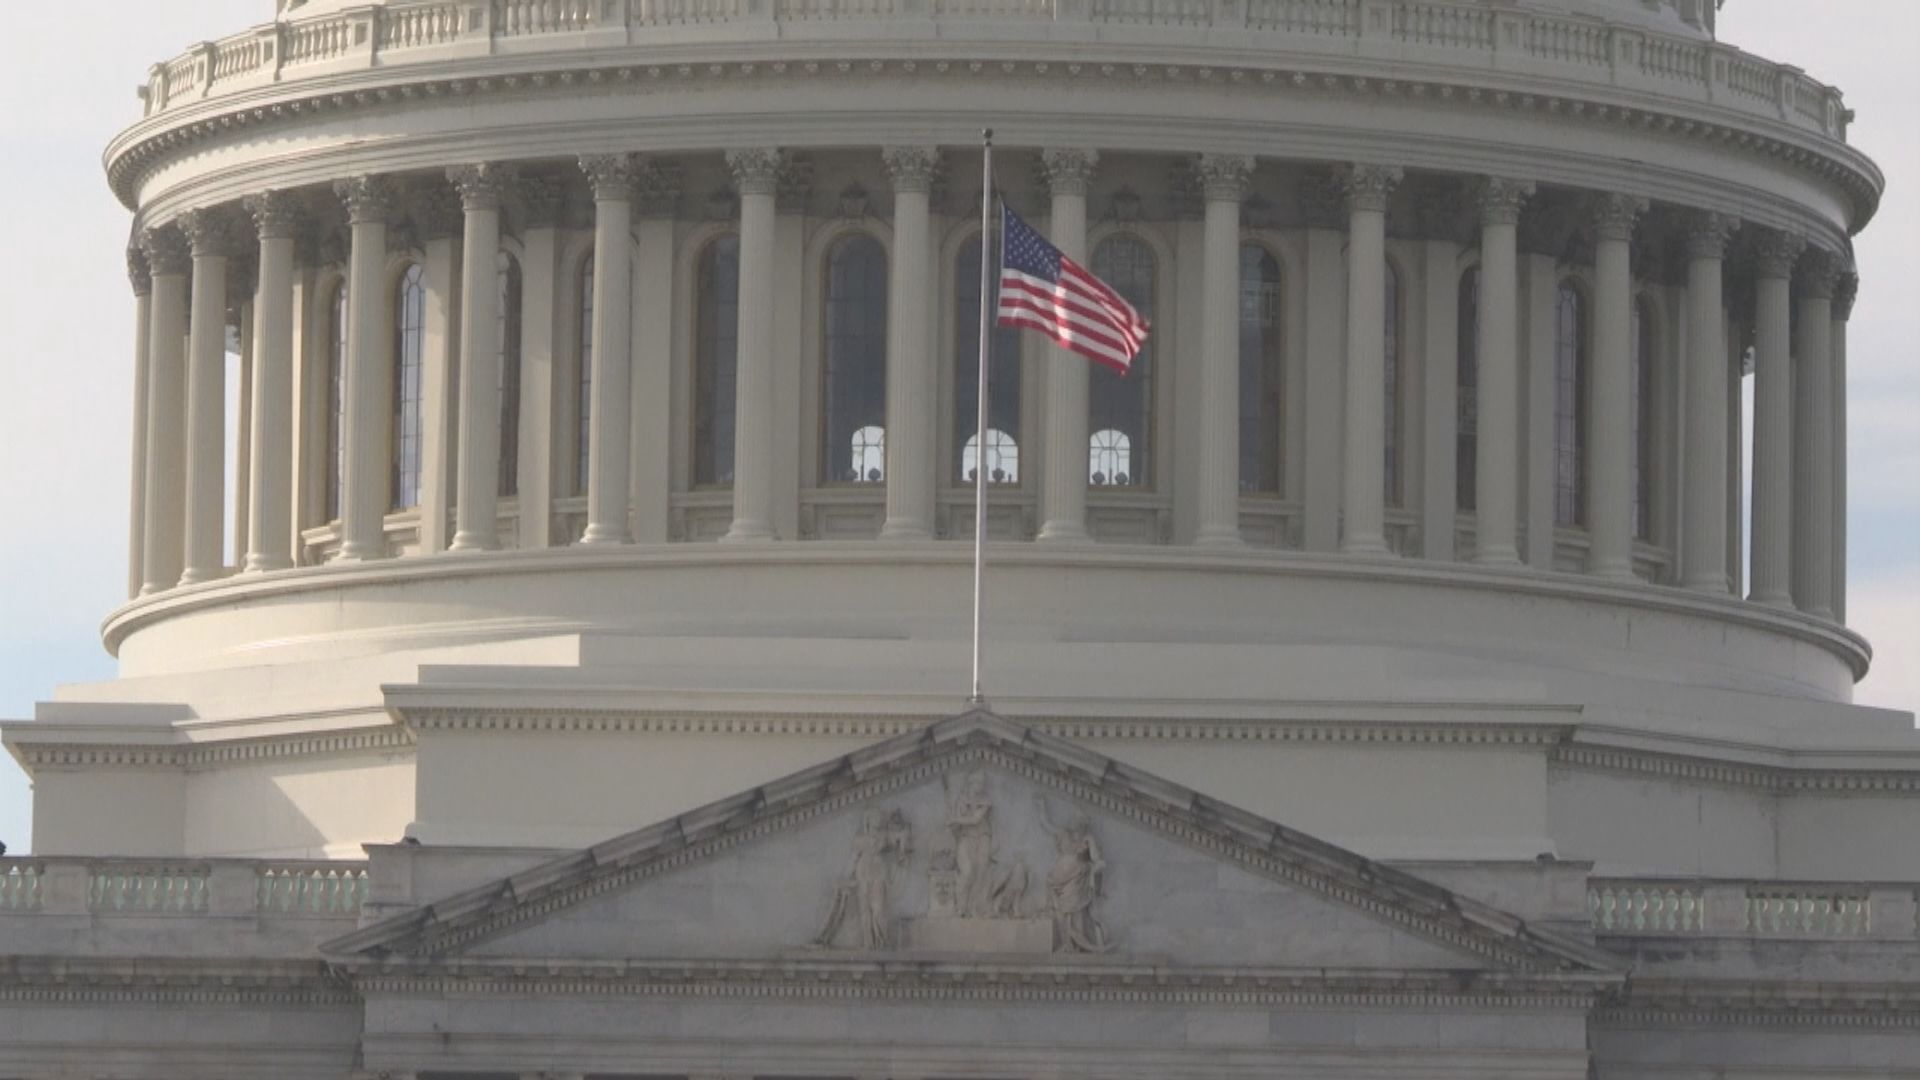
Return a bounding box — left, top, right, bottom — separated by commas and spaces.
0, 957, 356, 1007
343, 963, 1605, 1010
8, 724, 416, 774
104, 48, 1881, 241
1551, 744, 1920, 795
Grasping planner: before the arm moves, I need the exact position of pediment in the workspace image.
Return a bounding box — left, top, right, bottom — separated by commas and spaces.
328, 711, 1615, 978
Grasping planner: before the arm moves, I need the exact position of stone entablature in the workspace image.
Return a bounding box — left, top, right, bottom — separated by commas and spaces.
114, 0, 1876, 231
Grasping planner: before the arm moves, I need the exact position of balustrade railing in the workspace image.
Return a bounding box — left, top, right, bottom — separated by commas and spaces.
131, 0, 1851, 148
1590, 878, 1913, 941
0, 857, 369, 919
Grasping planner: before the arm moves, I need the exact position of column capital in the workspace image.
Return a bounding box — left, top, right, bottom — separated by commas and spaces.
333, 175, 393, 225
447, 162, 517, 211
516, 175, 568, 229
724, 147, 787, 197
1471, 176, 1535, 226
1683, 210, 1742, 259
140, 224, 192, 276
1752, 228, 1806, 279
882, 145, 942, 194
1040, 147, 1099, 197
635, 160, 686, 218
1797, 246, 1843, 300
127, 246, 152, 297
177, 208, 236, 258
1338, 163, 1403, 215
1834, 270, 1860, 321
579, 153, 639, 200
242, 190, 302, 241
1589, 192, 1649, 243
1194, 153, 1255, 203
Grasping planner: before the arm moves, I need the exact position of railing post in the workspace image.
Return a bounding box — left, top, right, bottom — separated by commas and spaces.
1868, 887, 1917, 941
1358, 0, 1391, 40
190, 42, 217, 97
40, 863, 90, 916
1212, 0, 1246, 29
1704, 41, 1732, 104
260, 24, 288, 82
207, 863, 261, 916
1774, 63, 1802, 121
1701, 882, 1748, 935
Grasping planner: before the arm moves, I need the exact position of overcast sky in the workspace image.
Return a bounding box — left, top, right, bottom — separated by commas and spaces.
0, 1, 1913, 854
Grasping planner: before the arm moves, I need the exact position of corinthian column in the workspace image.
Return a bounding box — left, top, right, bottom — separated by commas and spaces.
578, 154, 638, 546
1471, 177, 1532, 567
139, 227, 190, 593
126, 250, 153, 598
449, 163, 514, 552
1036, 148, 1097, 544
1338, 164, 1402, 555
334, 175, 395, 562
1832, 270, 1857, 622
178, 209, 232, 586
242, 192, 300, 573
1195, 153, 1254, 547
1792, 247, 1840, 620
1586, 193, 1648, 581
880, 146, 940, 541
722, 148, 784, 543
1748, 228, 1804, 607
1680, 211, 1739, 593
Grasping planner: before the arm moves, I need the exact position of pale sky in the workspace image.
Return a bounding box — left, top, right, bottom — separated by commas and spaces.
0, 1, 1913, 854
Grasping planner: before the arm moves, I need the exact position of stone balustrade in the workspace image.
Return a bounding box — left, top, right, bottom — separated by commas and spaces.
0, 857, 368, 918
135, 0, 1852, 146
1589, 878, 1920, 941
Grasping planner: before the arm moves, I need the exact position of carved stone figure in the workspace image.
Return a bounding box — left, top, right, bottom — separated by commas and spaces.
812, 807, 912, 950
1037, 796, 1112, 953
941, 770, 1029, 919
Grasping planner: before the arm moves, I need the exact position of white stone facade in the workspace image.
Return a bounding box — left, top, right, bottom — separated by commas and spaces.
2, 0, 1915, 1075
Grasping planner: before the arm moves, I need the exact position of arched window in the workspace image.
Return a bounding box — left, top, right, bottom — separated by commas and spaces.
324, 282, 348, 521
954, 233, 1024, 485
821, 234, 888, 485
850, 424, 887, 484
497, 252, 523, 498
693, 235, 741, 487
1089, 235, 1155, 488
1553, 282, 1589, 527
1239, 244, 1282, 494
392, 263, 426, 511
1632, 297, 1655, 542
1456, 267, 1480, 512
963, 429, 1019, 484
575, 253, 594, 496
1383, 260, 1404, 507
1089, 429, 1133, 486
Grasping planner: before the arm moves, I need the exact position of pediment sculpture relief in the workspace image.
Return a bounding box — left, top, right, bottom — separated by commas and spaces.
809, 770, 1113, 955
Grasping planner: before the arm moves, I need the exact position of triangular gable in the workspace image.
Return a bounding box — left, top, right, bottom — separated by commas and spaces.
327, 709, 1617, 976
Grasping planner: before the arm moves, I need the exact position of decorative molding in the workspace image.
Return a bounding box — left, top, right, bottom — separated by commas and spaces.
1194, 153, 1255, 204
1472, 176, 1535, 228
334, 175, 393, 226
1337, 163, 1402, 215
139, 224, 192, 277
1752, 228, 1807, 278
725, 147, 786, 198
1834, 269, 1859, 321
776, 155, 815, 215
516, 175, 568, 230
447, 162, 516, 212
1683, 210, 1741, 260
881, 145, 940, 195
243, 190, 302, 241
176, 208, 234, 259
633, 161, 684, 219
1589, 192, 1649, 243
1550, 744, 1920, 795
1039, 148, 1098, 199
416, 187, 464, 242
1796, 246, 1843, 300
11, 724, 416, 773
1297, 170, 1347, 230
126, 246, 153, 296
578, 153, 638, 201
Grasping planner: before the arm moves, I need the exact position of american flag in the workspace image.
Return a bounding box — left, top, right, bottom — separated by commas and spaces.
996, 204, 1150, 374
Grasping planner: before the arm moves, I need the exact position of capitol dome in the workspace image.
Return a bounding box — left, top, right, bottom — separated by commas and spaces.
2, 1, 1913, 1076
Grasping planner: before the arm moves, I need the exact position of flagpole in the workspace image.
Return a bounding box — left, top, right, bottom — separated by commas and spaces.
970, 130, 994, 706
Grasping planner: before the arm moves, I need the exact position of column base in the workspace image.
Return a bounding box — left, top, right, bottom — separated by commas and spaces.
1035, 521, 1089, 544
1193, 527, 1246, 549
241, 554, 294, 574
176, 567, 224, 587
720, 519, 774, 544
1473, 547, 1524, 569
879, 521, 932, 542
1749, 589, 1795, 609
577, 526, 632, 547
448, 533, 499, 553
1682, 575, 1731, 595
1340, 536, 1391, 557
1587, 561, 1639, 584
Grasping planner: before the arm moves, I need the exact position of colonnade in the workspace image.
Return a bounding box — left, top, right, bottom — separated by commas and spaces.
122, 146, 1858, 625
